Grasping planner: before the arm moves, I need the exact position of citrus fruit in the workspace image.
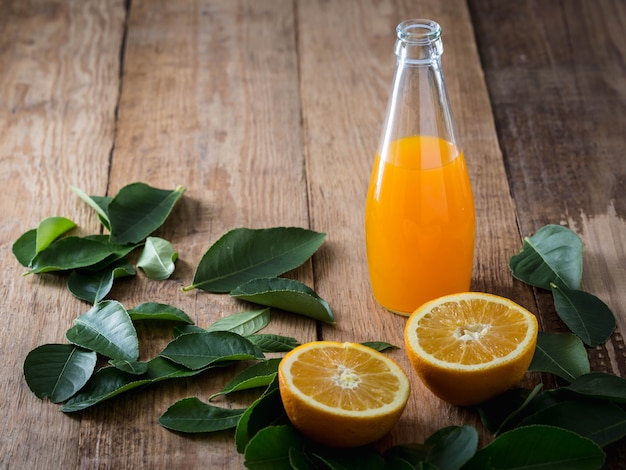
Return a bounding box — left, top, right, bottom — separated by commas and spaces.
404, 292, 538, 406
277, 341, 410, 448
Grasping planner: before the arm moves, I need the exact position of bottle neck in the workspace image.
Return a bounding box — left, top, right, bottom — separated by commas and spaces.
394, 19, 443, 65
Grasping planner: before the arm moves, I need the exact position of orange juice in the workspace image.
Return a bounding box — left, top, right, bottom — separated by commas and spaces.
365, 135, 475, 315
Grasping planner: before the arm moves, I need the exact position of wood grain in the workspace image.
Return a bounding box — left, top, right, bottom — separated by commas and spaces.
0, 0, 125, 467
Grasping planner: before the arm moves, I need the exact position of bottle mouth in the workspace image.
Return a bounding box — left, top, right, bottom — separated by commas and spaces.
394, 19, 443, 62
396, 19, 441, 44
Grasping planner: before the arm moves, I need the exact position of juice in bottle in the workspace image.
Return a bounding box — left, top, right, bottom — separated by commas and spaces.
365, 135, 474, 315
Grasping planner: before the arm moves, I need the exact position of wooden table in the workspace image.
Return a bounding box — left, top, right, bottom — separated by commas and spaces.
1, 0, 624, 468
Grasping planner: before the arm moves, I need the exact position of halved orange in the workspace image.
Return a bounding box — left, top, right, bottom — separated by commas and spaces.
278, 341, 410, 448
404, 292, 538, 406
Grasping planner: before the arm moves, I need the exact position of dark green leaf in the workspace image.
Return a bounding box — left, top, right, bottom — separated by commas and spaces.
184, 227, 326, 293
158, 397, 246, 433
209, 358, 281, 400
137, 236, 178, 280
108, 359, 149, 375
71, 185, 112, 230
558, 372, 626, 403
173, 324, 207, 338
235, 375, 286, 452
462, 425, 605, 469
509, 224, 583, 290
29, 236, 116, 273
61, 356, 209, 412
65, 300, 139, 361
551, 284, 616, 347
80, 235, 139, 272
361, 341, 398, 352
128, 302, 193, 323
244, 425, 306, 470
67, 268, 115, 304
159, 331, 264, 370
475, 384, 543, 435
206, 308, 271, 336
231, 278, 335, 324
246, 334, 300, 352
12, 229, 37, 267
528, 331, 590, 382
23, 344, 96, 403
36, 216, 77, 254
108, 183, 185, 245
516, 400, 626, 447
312, 446, 388, 470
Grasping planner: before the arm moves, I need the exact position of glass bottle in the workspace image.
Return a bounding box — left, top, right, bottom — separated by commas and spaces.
365, 19, 475, 316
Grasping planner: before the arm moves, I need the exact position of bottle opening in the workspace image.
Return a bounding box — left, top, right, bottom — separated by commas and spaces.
396, 19, 441, 45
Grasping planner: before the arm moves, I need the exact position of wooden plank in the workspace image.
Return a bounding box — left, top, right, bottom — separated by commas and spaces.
298, 0, 532, 447
0, 0, 126, 467
469, 0, 626, 465
73, 1, 311, 467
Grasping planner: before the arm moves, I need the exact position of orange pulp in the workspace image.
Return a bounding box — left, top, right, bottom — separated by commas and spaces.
365, 135, 475, 315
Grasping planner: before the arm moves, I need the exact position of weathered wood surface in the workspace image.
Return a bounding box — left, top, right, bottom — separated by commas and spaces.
0, 0, 623, 468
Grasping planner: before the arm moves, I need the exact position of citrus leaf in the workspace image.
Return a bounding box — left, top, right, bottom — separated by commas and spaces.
551, 284, 616, 347
558, 372, 626, 403
475, 384, 544, 435
70, 185, 112, 230
361, 341, 398, 352
159, 331, 264, 370
516, 400, 626, 447
173, 324, 206, 338
209, 358, 281, 400
509, 224, 583, 290
158, 397, 246, 433
12, 229, 37, 267
108, 359, 149, 375
65, 300, 139, 361
127, 302, 193, 323
108, 183, 186, 245
67, 268, 115, 304
183, 227, 326, 293
244, 425, 306, 469
246, 334, 300, 352
23, 344, 96, 403
137, 236, 178, 280
61, 356, 209, 412
35, 216, 77, 255
313, 446, 388, 469
206, 308, 271, 336
462, 425, 605, 469
230, 278, 335, 324
528, 331, 590, 382
28, 236, 116, 273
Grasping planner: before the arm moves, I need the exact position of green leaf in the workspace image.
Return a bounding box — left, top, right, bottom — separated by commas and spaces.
23, 344, 96, 403
108, 183, 186, 245
244, 425, 306, 470
246, 334, 300, 352
184, 227, 326, 293
80, 235, 139, 272
528, 331, 590, 382
551, 284, 616, 347
173, 324, 207, 338
313, 446, 388, 470
206, 308, 271, 336
361, 341, 398, 352
65, 300, 139, 361
36, 216, 77, 255
159, 331, 264, 370
67, 259, 135, 304
209, 358, 281, 400
385, 426, 478, 470
71, 185, 112, 230
475, 384, 544, 435
28, 236, 116, 273
108, 359, 149, 375
462, 425, 605, 470
127, 302, 193, 323
509, 224, 583, 290
61, 356, 209, 412
236, 375, 287, 452
158, 397, 246, 433
137, 236, 178, 280
231, 278, 335, 324
558, 372, 626, 403
12, 229, 37, 267
516, 400, 626, 447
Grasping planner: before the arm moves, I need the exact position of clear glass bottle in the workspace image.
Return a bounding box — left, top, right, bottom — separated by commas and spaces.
365, 19, 475, 315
